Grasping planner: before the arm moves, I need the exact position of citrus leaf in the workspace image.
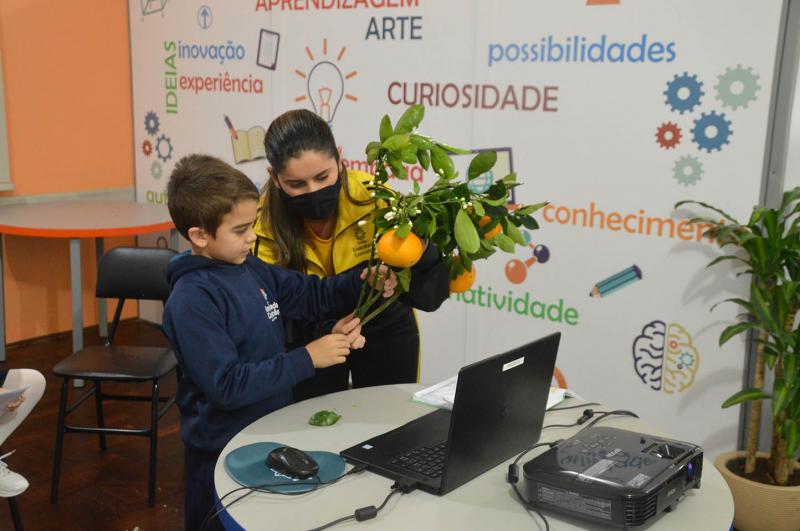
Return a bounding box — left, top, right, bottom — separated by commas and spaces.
494, 233, 515, 252
396, 267, 412, 292
454, 209, 480, 253
468, 151, 497, 180
379, 115, 393, 142
382, 134, 411, 152
308, 410, 341, 426
721, 388, 771, 408
394, 104, 425, 134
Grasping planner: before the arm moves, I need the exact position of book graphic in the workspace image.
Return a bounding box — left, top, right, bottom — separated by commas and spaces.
225, 116, 266, 164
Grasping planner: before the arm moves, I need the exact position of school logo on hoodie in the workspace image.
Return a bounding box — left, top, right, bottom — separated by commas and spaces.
260, 288, 280, 321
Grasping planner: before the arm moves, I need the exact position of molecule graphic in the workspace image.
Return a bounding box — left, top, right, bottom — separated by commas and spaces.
505, 231, 550, 284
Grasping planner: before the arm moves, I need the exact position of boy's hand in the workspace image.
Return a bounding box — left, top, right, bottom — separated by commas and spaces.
360, 265, 398, 298
306, 334, 352, 368
332, 313, 366, 349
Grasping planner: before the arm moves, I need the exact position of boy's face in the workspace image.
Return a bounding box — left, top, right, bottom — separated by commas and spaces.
192, 199, 258, 264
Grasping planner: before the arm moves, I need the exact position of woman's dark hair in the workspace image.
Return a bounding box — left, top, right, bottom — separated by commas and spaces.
260, 109, 369, 272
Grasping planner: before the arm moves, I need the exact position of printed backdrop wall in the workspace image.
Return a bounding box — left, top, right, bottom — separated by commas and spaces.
130, 0, 786, 456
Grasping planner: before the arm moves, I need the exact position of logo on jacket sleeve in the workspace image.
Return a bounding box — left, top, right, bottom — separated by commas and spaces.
260, 288, 280, 321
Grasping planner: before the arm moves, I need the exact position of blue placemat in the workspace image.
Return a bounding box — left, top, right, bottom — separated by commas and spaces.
224, 442, 345, 494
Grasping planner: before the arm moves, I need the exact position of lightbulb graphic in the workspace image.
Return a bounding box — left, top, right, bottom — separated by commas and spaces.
295, 38, 358, 125
307, 61, 344, 124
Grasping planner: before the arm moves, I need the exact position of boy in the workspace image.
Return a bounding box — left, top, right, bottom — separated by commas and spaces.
162, 154, 395, 530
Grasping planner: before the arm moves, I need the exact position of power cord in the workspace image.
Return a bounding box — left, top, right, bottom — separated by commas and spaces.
547, 401, 600, 411
307, 477, 418, 531
506, 408, 640, 530
200, 463, 368, 531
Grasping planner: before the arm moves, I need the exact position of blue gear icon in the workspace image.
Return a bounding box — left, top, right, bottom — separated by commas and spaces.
692, 111, 732, 153
156, 134, 173, 162
144, 111, 160, 136
678, 351, 696, 369
664, 73, 704, 114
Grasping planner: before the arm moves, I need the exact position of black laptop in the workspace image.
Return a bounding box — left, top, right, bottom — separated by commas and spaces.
340, 332, 561, 495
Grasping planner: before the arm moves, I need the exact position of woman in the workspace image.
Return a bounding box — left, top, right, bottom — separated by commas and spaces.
253, 109, 450, 401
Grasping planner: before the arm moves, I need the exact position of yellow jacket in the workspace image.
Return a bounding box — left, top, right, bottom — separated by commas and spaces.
252, 169, 376, 276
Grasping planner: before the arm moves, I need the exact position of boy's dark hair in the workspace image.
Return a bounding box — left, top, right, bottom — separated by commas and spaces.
167, 154, 259, 240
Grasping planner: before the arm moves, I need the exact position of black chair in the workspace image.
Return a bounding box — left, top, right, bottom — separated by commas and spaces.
50, 247, 178, 507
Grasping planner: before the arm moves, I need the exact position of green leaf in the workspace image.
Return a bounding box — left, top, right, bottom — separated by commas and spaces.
473, 201, 485, 217
417, 149, 430, 170
400, 144, 418, 164
379, 115, 393, 142
396, 267, 412, 292
454, 208, 480, 253
785, 419, 799, 457
435, 142, 471, 155
773, 378, 789, 416
387, 154, 407, 180
721, 388, 771, 408
494, 233, 515, 252
504, 221, 526, 245
394, 104, 425, 134
308, 410, 342, 426
413, 181, 420, 195
395, 223, 412, 238
501, 172, 518, 185
468, 151, 497, 180
431, 145, 455, 179
515, 202, 548, 215
410, 134, 433, 150
520, 215, 539, 230
719, 322, 756, 346
382, 134, 411, 152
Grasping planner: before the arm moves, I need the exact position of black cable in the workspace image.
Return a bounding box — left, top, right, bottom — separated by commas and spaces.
547, 401, 600, 411
201, 464, 368, 531
307, 481, 408, 531
511, 481, 550, 531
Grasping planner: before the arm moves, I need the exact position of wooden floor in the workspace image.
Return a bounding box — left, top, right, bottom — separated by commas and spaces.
0, 319, 184, 531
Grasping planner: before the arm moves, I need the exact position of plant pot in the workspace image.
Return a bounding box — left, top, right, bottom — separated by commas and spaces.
715, 450, 800, 531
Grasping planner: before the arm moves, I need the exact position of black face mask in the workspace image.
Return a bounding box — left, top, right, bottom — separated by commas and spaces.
278, 177, 341, 220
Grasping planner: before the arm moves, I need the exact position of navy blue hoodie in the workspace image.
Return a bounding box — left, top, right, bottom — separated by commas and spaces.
162, 253, 361, 453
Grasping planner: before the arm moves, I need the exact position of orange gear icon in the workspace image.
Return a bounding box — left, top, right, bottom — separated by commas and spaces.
142, 139, 153, 156
655, 122, 681, 149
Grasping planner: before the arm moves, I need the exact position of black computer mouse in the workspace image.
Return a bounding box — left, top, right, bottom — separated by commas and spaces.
266, 446, 319, 479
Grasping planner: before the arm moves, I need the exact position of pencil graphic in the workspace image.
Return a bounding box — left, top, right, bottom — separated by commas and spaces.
590, 265, 642, 298
224, 114, 238, 139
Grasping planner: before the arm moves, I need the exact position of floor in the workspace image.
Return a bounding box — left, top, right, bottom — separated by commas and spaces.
0, 319, 184, 531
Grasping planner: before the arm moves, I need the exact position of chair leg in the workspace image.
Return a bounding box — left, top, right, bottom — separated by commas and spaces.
50, 379, 69, 505
147, 380, 160, 507
7, 496, 23, 531
93, 381, 106, 450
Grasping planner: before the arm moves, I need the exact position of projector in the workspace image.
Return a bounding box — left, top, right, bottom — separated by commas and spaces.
523, 427, 703, 528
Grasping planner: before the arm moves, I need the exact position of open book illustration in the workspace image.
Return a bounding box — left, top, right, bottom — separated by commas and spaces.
230, 125, 267, 164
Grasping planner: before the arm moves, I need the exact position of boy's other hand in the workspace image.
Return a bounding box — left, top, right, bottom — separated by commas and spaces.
332, 313, 366, 349
306, 334, 351, 368
360, 265, 398, 298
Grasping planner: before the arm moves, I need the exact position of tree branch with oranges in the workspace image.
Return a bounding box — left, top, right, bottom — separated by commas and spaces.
352, 104, 546, 325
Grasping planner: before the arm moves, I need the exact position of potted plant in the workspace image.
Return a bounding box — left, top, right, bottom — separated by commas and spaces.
676, 190, 800, 531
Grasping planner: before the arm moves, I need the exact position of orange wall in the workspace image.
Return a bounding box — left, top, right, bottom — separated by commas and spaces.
0, 1, 137, 344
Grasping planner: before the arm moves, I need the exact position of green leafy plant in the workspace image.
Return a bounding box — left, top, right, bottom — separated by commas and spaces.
676, 188, 800, 486
354, 105, 546, 324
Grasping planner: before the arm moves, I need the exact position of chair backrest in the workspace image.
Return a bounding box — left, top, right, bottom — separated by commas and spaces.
96, 247, 178, 302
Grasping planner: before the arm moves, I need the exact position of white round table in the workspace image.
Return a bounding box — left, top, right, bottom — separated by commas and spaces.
214, 384, 734, 530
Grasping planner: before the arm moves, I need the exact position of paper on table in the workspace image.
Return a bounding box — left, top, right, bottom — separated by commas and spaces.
0, 386, 27, 413
412, 376, 575, 410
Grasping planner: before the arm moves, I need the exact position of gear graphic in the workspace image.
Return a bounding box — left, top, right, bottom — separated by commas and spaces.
155, 134, 173, 162
672, 155, 703, 186
142, 139, 153, 156
655, 122, 682, 149
144, 111, 160, 136
715, 64, 760, 110
692, 111, 732, 153
664, 73, 704, 114
678, 351, 696, 369
150, 160, 163, 180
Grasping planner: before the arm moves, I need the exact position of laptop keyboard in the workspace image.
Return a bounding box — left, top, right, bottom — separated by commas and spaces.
389, 442, 448, 478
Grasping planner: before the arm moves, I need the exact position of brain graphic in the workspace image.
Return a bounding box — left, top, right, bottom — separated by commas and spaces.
632, 321, 699, 394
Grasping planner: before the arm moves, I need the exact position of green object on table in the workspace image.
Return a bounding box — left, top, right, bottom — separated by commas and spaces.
309, 410, 341, 426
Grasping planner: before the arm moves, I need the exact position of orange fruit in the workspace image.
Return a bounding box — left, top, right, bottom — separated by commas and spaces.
479, 216, 502, 239
449, 263, 476, 293
377, 229, 424, 268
